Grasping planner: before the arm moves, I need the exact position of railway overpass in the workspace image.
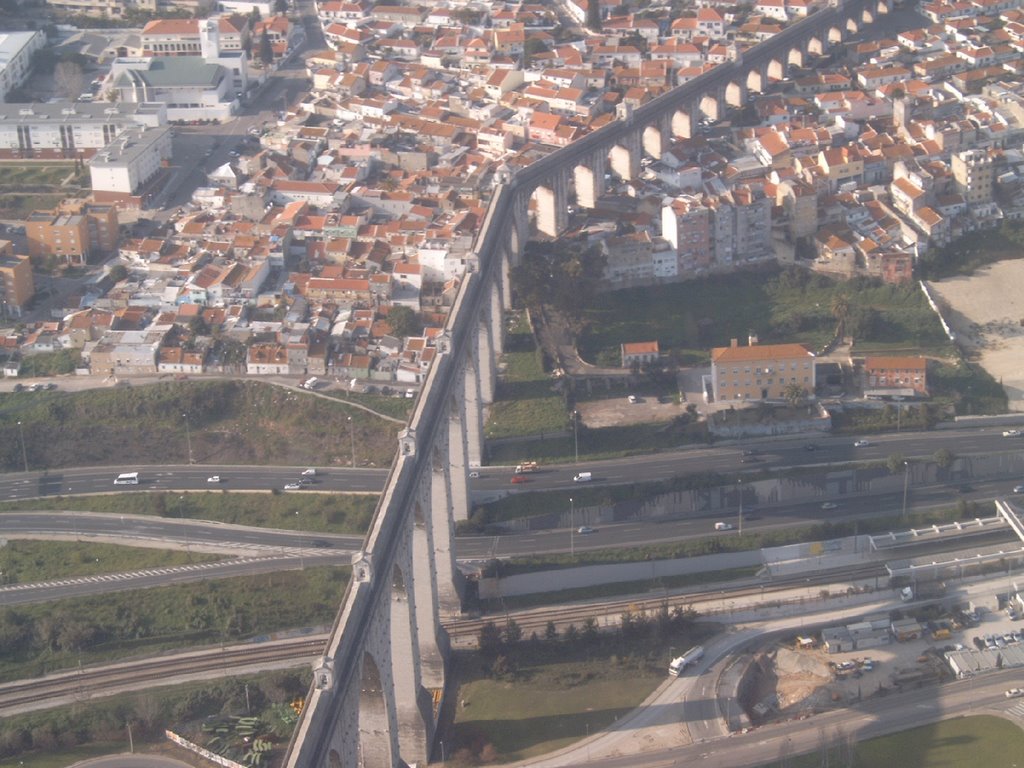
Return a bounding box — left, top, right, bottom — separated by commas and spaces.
283, 1, 894, 766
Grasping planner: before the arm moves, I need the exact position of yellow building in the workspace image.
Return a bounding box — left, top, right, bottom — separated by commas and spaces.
711, 340, 816, 402
0, 240, 34, 319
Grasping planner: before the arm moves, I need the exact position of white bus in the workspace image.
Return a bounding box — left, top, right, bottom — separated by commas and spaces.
113, 472, 140, 485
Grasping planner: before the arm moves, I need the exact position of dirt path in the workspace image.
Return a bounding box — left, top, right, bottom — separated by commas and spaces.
927, 261, 1024, 410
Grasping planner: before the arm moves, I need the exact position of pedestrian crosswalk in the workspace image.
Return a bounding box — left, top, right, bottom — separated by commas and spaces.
0, 555, 291, 592
1008, 701, 1024, 719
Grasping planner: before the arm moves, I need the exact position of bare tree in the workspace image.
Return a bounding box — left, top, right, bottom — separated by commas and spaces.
55, 60, 86, 100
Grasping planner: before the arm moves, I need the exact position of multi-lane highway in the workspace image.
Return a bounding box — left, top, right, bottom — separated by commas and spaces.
0, 464, 388, 499
1, 426, 1022, 501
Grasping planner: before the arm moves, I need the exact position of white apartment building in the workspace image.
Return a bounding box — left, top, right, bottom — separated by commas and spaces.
0, 31, 46, 103
90, 125, 173, 205
0, 102, 167, 159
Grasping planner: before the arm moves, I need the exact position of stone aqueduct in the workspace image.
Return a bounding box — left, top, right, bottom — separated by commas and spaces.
282, 0, 892, 765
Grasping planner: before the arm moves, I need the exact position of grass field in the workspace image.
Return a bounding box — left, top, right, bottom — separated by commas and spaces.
0, 380, 401, 472
0, 491, 379, 533
577, 267, 952, 367
0, 540, 222, 583
762, 716, 1024, 768
0, 566, 348, 682
0, 163, 84, 187
449, 649, 666, 762
487, 347, 568, 439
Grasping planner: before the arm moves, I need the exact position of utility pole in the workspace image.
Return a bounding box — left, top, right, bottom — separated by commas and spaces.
738, 477, 743, 535
572, 409, 579, 464
182, 412, 194, 464
902, 461, 910, 519
16, 421, 28, 472
348, 416, 356, 467
570, 496, 575, 557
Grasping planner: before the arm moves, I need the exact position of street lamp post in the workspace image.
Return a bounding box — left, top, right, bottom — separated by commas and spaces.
16, 421, 28, 472
348, 416, 356, 467
572, 410, 579, 464
570, 496, 575, 557
182, 413, 194, 464
738, 478, 743, 535
902, 461, 910, 519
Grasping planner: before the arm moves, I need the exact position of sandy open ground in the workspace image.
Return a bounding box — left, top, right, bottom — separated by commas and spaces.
927, 260, 1024, 411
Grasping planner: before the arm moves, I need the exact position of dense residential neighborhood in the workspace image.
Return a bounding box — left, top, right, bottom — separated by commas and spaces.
0, 0, 1020, 393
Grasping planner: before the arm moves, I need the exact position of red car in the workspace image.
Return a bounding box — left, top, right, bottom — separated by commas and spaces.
511, 474, 528, 484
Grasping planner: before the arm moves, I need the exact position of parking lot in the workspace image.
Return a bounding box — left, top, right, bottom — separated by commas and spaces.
753, 600, 1024, 722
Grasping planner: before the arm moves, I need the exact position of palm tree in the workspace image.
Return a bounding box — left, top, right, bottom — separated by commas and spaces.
783, 382, 806, 407
830, 293, 850, 336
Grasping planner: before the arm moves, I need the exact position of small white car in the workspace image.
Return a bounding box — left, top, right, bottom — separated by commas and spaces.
284, 482, 302, 490
577, 526, 596, 534
469, 471, 480, 479
1003, 429, 1022, 438
627, 395, 638, 403
1005, 688, 1024, 698
207, 476, 222, 483
301, 468, 317, 476
853, 439, 870, 447
821, 502, 838, 510
714, 522, 733, 531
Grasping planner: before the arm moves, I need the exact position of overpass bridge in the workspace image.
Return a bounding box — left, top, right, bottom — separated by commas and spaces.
283, 1, 894, 765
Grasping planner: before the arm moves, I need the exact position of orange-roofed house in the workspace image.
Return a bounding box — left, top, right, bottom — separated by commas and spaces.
711, 339, 815, 402
621, 340, 660, 368
862, 356, 927, 397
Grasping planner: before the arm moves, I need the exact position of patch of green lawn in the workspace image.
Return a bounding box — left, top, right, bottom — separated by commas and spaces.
0, 566, 348, 682
449, 651, 664, 762
0, 492, 377, 533
487, 349, 568, 439
0, 540, 222, 584
577, 267, 951, 366
762, 715, 1024, 768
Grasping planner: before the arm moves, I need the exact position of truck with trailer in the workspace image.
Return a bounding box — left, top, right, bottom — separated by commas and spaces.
668, 645, 704, 676
515, 461, 538, 474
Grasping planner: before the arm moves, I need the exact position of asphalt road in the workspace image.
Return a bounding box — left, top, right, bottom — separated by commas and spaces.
0, 464, 388, 498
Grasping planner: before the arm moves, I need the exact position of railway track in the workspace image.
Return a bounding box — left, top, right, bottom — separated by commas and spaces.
445, 563, 888, 638
0, 638, 326, 715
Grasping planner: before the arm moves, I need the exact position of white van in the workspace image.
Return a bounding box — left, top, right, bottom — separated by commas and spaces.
573, 472, 592, 483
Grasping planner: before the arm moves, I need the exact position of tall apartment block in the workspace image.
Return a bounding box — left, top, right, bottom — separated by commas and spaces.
951, 149, 994, 205
0, 240, 35, 318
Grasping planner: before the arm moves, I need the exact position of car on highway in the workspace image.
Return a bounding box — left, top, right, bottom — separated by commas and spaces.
821, 502, 838, 510
284, 482, 302, 490
853, 439, 870, 447
804, 443, 818, 452
207, 476, 222, 483
627, 394, 638, 403
577, 526, 596, 534
302, 468, 317, 476
1006, 688, 1024, 698
469, 471, 480, 479
1014, 484, 1024, 493
740, 455, 760, 463
741, 449, 759, 457
1003, 429, 1022, 438
510, 474, 528, 484
714, 521, 733, 531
